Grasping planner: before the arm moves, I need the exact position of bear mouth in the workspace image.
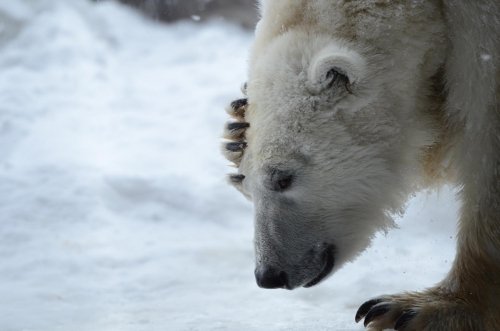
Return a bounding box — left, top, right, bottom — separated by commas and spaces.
303, 245, 335, 288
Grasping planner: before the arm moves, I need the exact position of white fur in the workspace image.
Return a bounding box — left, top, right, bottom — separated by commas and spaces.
231, 1, 500, 324
241, 0, 446, 279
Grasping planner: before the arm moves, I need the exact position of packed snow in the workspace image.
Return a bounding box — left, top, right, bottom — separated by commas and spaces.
0, 1, 459, 330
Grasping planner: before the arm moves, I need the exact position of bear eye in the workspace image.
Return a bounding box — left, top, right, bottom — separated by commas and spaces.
270, 169, 294, 192
277, 175, 293, 191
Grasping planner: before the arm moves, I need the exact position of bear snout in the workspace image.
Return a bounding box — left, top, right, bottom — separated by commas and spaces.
254, 244, 336, 290
254, 265, 290, 290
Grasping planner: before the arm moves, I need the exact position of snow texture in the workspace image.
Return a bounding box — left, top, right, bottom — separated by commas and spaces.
0, 1, 458, 330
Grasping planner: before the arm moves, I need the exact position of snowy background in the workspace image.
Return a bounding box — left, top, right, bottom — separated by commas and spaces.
0, 1, 459, 330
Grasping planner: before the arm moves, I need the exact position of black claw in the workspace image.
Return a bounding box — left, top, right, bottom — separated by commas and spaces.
226, 142, 247, 152
355, 298, 386, 323
229, 174, 245, 183
227, 122, 250, 131
227, 98, 247, 118
394, 310, 418, 330
231, 98, 247, 110
363, 303, 392, 327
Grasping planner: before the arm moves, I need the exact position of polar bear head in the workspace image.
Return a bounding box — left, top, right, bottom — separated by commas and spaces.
230, 28, 444, 289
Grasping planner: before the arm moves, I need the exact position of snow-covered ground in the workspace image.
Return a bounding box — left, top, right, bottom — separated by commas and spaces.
0, 1, 459, 330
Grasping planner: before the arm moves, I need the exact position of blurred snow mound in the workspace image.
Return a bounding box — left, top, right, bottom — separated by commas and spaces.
0, 0, 253, 283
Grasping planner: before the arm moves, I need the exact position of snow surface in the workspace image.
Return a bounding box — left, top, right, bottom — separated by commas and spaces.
0, 1, 459, 330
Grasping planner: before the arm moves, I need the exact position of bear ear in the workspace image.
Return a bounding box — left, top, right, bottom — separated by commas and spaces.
307, 45, 365, 95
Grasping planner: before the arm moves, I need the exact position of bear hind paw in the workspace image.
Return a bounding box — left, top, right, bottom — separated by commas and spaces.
355, 291, 484, 331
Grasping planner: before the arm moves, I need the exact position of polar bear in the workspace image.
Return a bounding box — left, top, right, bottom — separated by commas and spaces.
222, 1, 500, 330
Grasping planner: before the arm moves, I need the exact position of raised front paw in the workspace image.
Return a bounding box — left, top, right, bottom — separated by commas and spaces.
355, 291, 484, 331
222, 98, 249, 166
222, 95, 249, 167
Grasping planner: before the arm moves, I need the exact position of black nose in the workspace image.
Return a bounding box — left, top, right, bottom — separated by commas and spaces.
254, 265, 288, 289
